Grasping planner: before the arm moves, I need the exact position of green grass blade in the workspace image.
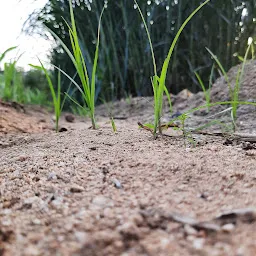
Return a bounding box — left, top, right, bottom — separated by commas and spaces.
67, 1, 91, 100
45, 26, 77, 68
111, 117, 117, 133
52, 65, 83, 95
167, 100, 256, 126
163, 0, 210, 75
30, 60, 62, 132
91, 7, 105, 116
57, 69, 61, 119
195, 71, 207, 94
60, 72, 78, 112
30, 62, 57, 108
64, 92, 84, 109
156, 0, 210, 137
0, 46, 17, 63
206, 47, 231, 93
133, 0, 157, 76
194, 71, 210, 108
232, 43, 251, 119
164, 86, 172, 114
209, 64, 215, 90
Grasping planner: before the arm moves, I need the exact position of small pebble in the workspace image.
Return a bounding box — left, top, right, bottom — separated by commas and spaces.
92, 196, 114, 208
47, 172, 57, 181
221, 223, 235, 232
112, 178, 122, 189
65, 114, 75, 123
70, 184, 84, 193
193, 238, 205, 250
184, 224, 198, 236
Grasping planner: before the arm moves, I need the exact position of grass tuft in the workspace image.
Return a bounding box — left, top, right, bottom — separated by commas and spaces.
46, 0, 105, 129
206, 42, 252, 126
134, 0, 210, 139
30, 60, 63, 132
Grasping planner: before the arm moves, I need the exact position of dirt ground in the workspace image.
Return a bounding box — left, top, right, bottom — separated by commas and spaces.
0, 61, 256, 256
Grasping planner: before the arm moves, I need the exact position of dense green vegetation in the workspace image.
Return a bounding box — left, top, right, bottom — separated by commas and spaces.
0, 47, 50, 105
25, 0, 255, 103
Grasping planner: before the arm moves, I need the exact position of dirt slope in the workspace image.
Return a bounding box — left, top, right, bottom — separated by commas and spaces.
0, 61, 256, 256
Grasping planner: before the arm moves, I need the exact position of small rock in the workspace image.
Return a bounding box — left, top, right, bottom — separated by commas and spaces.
129, 214, 144, 226
51, 196, 64, 209
193, 238, 205, 250
221, 223, 235, 233
13, 169, 20, 177
74, 231, 88, 243
24, 245, 40, 256
91, 196, 114, 208
70, 184, 84, 193
59, 127, 68, 132
32, 219, 41, 225
47, 172, 57, 181
245, 150, 256, 156
184, 224, 198, 236
2, 219, 12, 226
17, 155, 28, 162
65, 114, 75, 123
244, 183, 253, 188
112, 178, 122, 189
117, 222, 140, 240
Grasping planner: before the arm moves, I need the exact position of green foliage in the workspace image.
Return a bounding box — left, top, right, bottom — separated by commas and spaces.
0, 46, 17, 63
70, 105, 89, 116
3, 60, 23, 101
176, 113, 196, 147
25, 88, 49, 105
135, 0, 210, 138
206, 42, 252, 123
0, 47, 23, 102
46, 0, 104, 129
23, 69, 49, 92
0, 47, 49, 105
168, 101, 256, 128
110, 117, 117, 133
194, 64, 214, 112
30, 60, 63, 132
26, 0, 255, 102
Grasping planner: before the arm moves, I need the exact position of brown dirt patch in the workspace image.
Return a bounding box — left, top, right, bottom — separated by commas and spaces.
0, 62, 256, 255
0, 100, 52, 134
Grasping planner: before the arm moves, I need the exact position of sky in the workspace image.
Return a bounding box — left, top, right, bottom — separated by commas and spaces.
0, 0, 53, 70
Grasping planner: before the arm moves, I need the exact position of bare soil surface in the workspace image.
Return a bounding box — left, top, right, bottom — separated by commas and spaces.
0, 61, 256, 256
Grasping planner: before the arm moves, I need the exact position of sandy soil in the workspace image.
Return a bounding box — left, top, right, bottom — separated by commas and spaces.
0, 61, 256, 256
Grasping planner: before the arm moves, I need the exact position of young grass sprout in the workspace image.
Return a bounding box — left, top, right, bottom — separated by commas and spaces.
1, 49, 24, 102
111, 117, 117, 133
0, 46, 17, 64
206, 42, 252, 124
134, 0, 210, 139
30, 60, 63, 132
194, 64, 214, 113
46, 0, 105, 129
